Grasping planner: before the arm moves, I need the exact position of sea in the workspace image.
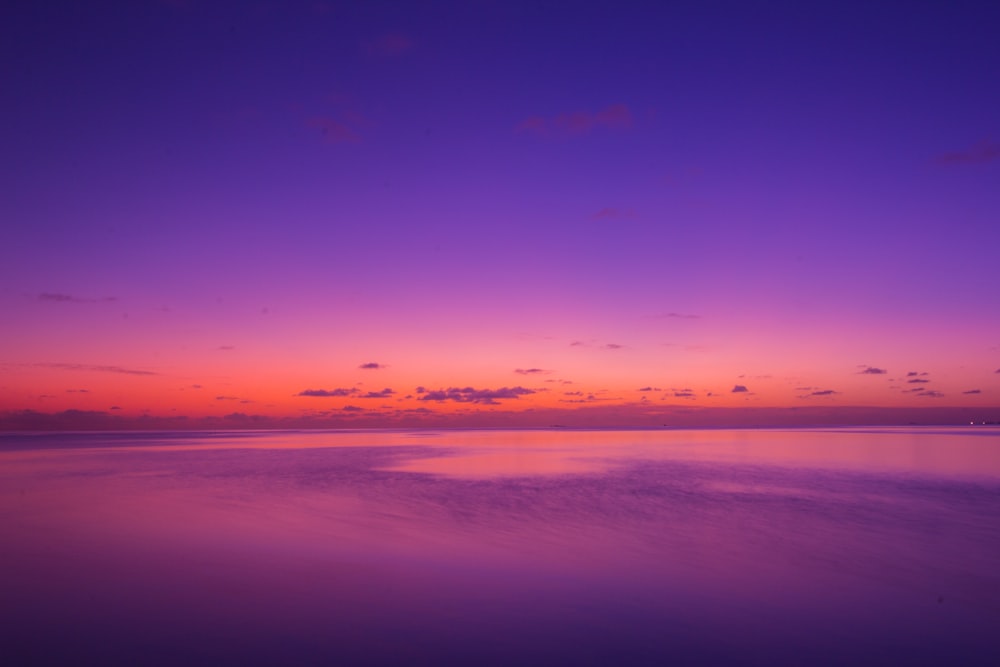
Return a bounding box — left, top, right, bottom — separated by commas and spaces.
1, 426, 998, 666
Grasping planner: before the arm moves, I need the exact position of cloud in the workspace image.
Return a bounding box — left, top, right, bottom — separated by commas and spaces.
920, 391, 945, 398
359, 362, 384, 370
296, 388, 357, 397
37, 293, 116, 303
367, 32, 413, 57
307, 116, 361, 144
215, 395, 239, 401
359, 388, 395, 399
515, 104, 634, 137
417, 386, 536, 405
604, 343, 624, 350
515, 368, 552, 375
673, 391, 695, 398
217, 345, 235, 351
858, 366, 887, 375
595, 103, 633, 129
569, 341, 585, 347
637, 387, 655, 392
810, 390, 838, 396
37, 363, 157, 376
342, 405, 364, 412
732, 385, 749, 393
514, 116, 547, 134
936, 140, 1000, 165
663, 312, 700, 319
963, 389, 982, 394
66, 389, 90, 393
907, 378, 929, 384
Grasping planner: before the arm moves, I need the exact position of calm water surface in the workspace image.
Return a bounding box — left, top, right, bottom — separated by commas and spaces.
1, 427, 999, 665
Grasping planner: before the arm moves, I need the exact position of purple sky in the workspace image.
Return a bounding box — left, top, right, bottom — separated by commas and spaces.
2, 0, 999, 429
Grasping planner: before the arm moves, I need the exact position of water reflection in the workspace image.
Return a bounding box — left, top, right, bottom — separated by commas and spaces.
1, 427, 999, 665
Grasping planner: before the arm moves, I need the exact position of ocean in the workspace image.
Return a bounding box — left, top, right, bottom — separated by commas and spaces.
2, 427, 998, 665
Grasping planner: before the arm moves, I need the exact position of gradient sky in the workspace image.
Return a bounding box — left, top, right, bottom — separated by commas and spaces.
2, 0, 999, 429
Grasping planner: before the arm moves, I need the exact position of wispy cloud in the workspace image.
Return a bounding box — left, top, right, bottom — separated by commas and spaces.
963, 389, 982, 394
516, 104, 633, 136
37, 293, 116, 304
920, 391, 945, 398
416, 386, 535, 405
732, 385, 749, 393
603, 343, 624, 350
907, 378, 930, 384
215, 395, 239, 401
514, 368, 552, 375
296, 388, 357, 397
936, 140, 1000, 165
37, 363, 157, 376
359, 362, 385, 370
366, 32, 413, 57
307, 116, 361, 144
858, 366, 887, 375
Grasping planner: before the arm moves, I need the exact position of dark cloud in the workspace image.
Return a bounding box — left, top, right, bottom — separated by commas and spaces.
37, 363, 157, 376
906, 371, 918, 377
417, 386, 536, 405
37, 293, 116, 303
66, 389, 90, 393
907, 378, 929, 384
810, 390, 838, 396
359, 362, 384, 370
604, 343, 624, 350
296, 388, 357, 397
963, 389, 982, 395
732, 385, 749, 393
920, 391, 945, 398
637, 386, 654, 392
359, 388, 395, 399
936, 140, 1000, 165
564, 391, 583, 396
858, 366, 887, 375
514, 368, 551, 375
215, 395, 239, 401
109, 406, 121, 410
673, 391, 695, 398
342, 405, 364, 412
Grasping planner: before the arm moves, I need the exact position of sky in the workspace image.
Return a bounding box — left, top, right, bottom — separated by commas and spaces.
2, 0, 999, 430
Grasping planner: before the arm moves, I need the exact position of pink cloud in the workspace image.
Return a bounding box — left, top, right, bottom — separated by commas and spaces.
307, 117, 361, 144
515, 116, 547, 135
936, 140, 1000, 165
367, 32, 413, 57
515, 104, 634, 137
